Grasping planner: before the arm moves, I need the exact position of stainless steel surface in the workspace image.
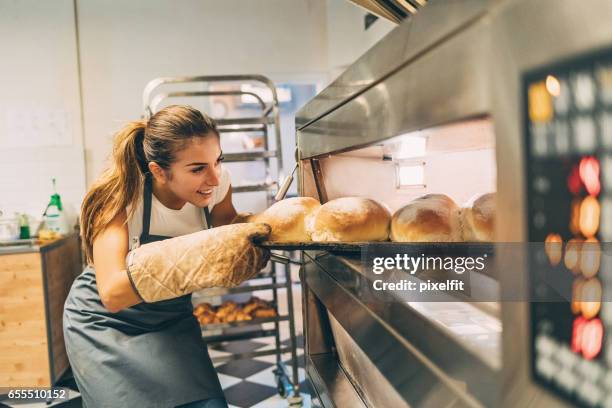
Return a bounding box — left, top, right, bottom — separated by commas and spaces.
327, 313, 410, 408
307, 354, 368, 408
296, 0, 489, 131
261, 242, 363, 252
488, 1, 612, 406
298, 0, 612, 406
231, 182, 277, 193
310, 159, 328, 203
269, 252, 303, 266
142, 74, 284, 174
149, 90, 266, 113
215, 116, 274, 126
0, 238, 37, 247
297, 17, 490, 159
275, 162, 298, 201
223, 151, 277, 162
304, 253, 496, 407
142, 74, 278, 116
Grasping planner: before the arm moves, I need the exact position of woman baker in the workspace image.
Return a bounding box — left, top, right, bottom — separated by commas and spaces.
63, 105, 270, 408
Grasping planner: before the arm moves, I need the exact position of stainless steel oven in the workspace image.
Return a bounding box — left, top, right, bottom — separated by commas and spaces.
294, 0, 612, 407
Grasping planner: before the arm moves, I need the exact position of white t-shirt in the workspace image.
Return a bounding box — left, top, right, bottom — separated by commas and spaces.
127, 167, 231, 250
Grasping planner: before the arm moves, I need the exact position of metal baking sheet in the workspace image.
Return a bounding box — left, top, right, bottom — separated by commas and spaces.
259, 241, 369, 252
259, 241, 495, 253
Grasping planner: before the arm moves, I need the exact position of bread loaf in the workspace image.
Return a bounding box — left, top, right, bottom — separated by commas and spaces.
310, 197, 391, 242
249, 197, 321, 242
390, 194, 461, 242
460, 193, 495, 242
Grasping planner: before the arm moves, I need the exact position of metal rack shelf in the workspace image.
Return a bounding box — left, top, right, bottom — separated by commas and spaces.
223, 151, 277, 162
143, 74, 300, 403
232, 182, 277, 193
203, 328, 278, 344
211, 346, 296, 364
195, 282, 289, 297
199, 315, 289, 331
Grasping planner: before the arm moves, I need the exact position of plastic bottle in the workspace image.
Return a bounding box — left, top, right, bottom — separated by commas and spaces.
19, 213, 30, 239
43, 179, 69, 235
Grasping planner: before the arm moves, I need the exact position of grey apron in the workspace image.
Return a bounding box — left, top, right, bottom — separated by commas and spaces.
63, 176, 224, 408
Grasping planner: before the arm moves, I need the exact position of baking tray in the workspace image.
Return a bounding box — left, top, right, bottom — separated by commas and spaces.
259, 241, 367, 252
259, 241, 495, 253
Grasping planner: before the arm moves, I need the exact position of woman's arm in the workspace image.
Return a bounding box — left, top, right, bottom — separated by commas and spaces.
92, 209, 142, 313
210, 186, 238, 227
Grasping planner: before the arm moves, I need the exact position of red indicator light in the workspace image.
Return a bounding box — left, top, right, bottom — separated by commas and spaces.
571, 316, 604, 360
582, 318, 604, 360
572, 316, 586, 353
568, 165, 582, 195
579, 156, 601, 196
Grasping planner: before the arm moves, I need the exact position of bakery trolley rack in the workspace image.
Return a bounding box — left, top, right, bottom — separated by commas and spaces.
143, 75, 302, 405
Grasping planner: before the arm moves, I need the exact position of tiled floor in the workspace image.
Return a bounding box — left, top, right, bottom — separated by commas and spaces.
205, 271, 319, 408
209, 334, 312, 408
1, 269, 319, 408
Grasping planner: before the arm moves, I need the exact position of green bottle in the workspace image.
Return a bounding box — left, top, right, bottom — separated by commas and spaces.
43, 179, 69, 235
19, 214, 30, 239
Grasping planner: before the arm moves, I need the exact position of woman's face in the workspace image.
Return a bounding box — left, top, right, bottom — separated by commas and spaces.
164, 135, 223, 207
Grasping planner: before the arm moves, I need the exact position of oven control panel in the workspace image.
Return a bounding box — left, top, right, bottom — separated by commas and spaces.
525, 48, 612, 407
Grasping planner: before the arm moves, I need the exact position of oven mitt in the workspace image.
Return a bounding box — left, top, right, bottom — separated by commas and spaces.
126, 223, 271, 303
231, 212, 254, 224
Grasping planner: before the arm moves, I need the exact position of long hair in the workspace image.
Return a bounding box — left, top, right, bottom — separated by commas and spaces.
81, 105, 219, 264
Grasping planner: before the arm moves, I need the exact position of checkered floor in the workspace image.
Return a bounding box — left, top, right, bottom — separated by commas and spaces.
209, 334, 316, 408
0, 334, 315, 408
2, 278, 320, 408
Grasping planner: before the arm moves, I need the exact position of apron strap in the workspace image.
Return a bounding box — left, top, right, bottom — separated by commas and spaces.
141, 175, 153, 240
203, 207, 212, 230
142, 175, 212, 240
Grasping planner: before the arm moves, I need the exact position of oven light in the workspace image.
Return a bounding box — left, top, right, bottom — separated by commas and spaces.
544, 233, 563, 266
579, 156, 600, 196
395, 162, 425, 188
580, 237, 601, 278
393, 135, 427, 160
546, 75, 562, 97
569, 198, 582, 236
529, 81, 553, 123
564, 238, 582, 273
580, 196, 600, 237
579, 278, 602, 320
571, 278, 585, 315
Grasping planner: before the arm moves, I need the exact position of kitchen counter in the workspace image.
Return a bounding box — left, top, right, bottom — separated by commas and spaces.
0, 235, 75, 255
0, 233, 82, 387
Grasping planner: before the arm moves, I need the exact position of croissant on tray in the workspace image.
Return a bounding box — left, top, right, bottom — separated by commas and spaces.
193, 297, 277, 325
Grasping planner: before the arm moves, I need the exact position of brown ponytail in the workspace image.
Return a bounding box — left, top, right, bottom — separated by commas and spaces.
81, 105, 219, 264
80, 120, 147, 263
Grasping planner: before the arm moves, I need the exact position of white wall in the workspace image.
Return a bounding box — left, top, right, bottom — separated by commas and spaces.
326, 0, 396, 79
0, 0, 85, 226
0, 0, 395, 226
76, 0, 329, 185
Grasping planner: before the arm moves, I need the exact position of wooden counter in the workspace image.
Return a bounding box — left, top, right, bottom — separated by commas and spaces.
0, 235, 82, 387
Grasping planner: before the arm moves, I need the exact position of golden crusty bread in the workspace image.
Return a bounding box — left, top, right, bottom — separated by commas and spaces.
390, 194, 462, 242
310, 197, 391, 242
460, 193, 495, 242
249, 197, 321, 242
